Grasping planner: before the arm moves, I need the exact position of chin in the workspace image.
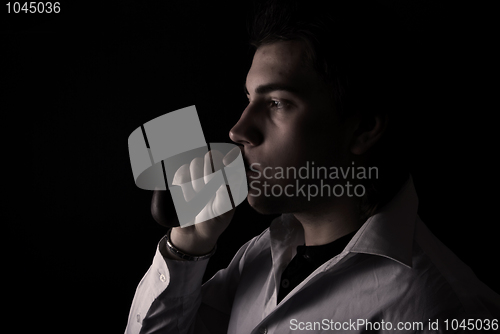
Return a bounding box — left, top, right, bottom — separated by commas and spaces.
246, 193, 295, 215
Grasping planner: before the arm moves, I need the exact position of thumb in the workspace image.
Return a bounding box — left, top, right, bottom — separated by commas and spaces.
223, 146, 242, 167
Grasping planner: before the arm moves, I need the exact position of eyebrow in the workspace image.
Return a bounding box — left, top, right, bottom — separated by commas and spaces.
244, 83, 301, 96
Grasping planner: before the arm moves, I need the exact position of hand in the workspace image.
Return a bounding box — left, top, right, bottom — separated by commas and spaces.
151, 146, 242, 256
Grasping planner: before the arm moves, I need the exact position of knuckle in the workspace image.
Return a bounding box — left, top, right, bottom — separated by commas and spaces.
172, 163, 191, 185
190, 157, 204, 179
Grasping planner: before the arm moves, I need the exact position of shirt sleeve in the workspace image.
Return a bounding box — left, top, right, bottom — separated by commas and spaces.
124, 233, 257, 334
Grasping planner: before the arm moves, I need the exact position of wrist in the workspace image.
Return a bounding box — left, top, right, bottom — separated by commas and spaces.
170, 228, 218, 257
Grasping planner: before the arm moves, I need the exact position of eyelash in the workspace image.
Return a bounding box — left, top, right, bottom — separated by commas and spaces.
269, 100, 288, 110
246, 96, 290, 111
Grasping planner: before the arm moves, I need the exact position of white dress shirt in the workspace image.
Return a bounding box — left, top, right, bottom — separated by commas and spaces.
125, 176, 500, 333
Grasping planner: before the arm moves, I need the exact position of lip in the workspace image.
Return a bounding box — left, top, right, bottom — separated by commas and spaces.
242, 155, 261, 178
242, 153, 255, 170
245, 168, 260, 179
237, 144, 261, 177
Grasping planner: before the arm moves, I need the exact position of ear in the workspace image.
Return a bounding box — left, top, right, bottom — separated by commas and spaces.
350, 113, 389, 155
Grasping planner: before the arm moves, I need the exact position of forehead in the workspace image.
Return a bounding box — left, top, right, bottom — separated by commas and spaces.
246, 40, 319, 94
253, 40, 310, 72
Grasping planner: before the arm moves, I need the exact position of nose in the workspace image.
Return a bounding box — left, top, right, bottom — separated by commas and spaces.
229, 104, 263, 147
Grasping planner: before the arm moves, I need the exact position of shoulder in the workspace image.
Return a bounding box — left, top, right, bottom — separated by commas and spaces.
235, 224, 272, 266
407, 217, 500, 319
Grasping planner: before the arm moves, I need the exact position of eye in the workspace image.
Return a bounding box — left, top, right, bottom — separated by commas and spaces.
269, 100, 285, 109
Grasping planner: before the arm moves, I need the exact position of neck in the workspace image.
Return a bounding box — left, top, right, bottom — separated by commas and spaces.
293, 195, 363, 246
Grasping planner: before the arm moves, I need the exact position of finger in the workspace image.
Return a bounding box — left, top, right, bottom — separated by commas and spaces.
210, 150, 224, 172
172, 163, 190, 185
194, 181, 218, 224
172, 163, 196, 201
212, 184, 233, 216
204, 150, 224, 183
190, 156, 205, 193
204, 151, 214, 183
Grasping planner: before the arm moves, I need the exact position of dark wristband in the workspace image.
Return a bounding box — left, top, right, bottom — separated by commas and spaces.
165, 228, 217, 261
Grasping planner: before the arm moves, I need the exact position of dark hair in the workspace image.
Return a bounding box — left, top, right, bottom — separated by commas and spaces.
248, 0, 414, 220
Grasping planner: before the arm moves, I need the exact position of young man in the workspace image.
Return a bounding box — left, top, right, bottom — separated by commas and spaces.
126, 1, 500, 333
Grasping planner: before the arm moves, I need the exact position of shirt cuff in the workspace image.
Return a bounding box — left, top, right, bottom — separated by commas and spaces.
157, 234, 210, 298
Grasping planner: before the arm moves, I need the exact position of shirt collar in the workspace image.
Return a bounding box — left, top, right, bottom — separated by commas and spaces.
270, 175, 418, 269
347, 175, 418, 268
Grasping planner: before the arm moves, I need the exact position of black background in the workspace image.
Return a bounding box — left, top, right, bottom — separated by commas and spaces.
3, 0, 498, 332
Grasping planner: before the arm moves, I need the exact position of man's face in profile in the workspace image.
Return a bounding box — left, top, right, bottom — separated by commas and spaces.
230, 40, 357, 215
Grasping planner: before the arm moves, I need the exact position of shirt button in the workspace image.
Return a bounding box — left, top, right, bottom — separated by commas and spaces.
303, 254, 310, 260
159, 273, 166, 282
281, 279, 290, 288
258, 326, 267, 334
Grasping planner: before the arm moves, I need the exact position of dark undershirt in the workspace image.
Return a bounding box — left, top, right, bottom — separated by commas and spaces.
277, 230, 358, 304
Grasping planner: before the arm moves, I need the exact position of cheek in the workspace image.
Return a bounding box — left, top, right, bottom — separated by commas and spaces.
260, 126, 318, 172
262, 108, 346, 168
291, 119, 347, 166
294, 111, 334, 139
